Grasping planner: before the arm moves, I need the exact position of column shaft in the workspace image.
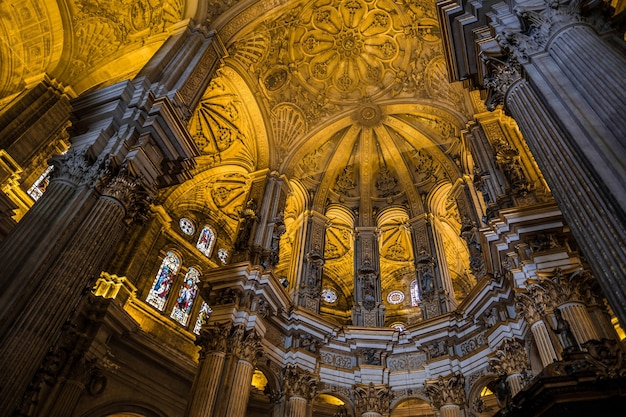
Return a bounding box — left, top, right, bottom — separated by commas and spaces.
506, 374, 523, 397
47, 379, 84, 417
224, 359, 254, 417
530, 320, 559, 367
559, 302, 601, 344
440, 404, 461, 417
286, 396, 307, 417
186, 351, 226, 417
0, 195, 126, 416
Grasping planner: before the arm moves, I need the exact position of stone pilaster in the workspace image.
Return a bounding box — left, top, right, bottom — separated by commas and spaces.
477, 1, 626, 328
353, 227, 385, 327
0, 160, 153, 415
185, 323, 231, 417
298, 211, 327, 312
425, 374, 466, 417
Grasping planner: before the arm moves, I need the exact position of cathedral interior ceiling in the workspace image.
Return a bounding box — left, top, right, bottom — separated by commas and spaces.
0, 0, 480, 309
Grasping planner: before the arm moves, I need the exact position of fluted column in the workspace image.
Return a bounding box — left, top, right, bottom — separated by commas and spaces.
185, 323, 231, 417
46, 358, 94, 417
224, 329, 262, 417
0, 162, 151, 415
480, 1, 626, 327
558, 301, 600, 344
283, 365, 317, 417
425, 374, 466, 417
489, 339, 530, 397
517, 294, 559, 366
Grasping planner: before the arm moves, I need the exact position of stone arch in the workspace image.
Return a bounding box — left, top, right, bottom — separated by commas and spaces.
311, 390, 355, 417
466, 373, 501, 417
389, 394, 435, 417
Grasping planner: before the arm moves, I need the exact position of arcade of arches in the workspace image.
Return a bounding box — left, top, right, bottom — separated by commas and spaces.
1, 1, 626, 417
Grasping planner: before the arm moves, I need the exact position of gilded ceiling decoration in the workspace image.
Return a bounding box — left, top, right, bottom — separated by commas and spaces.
0, 0, 185, 98
188, 75, 258, 170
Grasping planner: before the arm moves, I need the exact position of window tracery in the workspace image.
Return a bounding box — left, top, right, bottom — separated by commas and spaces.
170, 267, 201, 326
197, 225, 216, 257
146, 251, 180, 311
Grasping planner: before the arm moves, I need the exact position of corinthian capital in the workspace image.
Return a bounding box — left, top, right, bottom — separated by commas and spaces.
99, 163, 155, 224
354, 382, 392, 414
425, 374, 466, 409
234, 329, 263, 365
489, 339, 530, 376
195, 322, 231, 359
283, 365, 318, 400
482, 56, 523, 111
50, 148, 104, 186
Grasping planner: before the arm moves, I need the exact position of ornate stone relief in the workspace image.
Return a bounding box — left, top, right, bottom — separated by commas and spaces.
319, 351, 354, 369
69, 0, 183, 78
488, 339, 530, 376
387, 352, 427, 372
425, 373, 466, 409
283, 365, 318, 399
188, 77, 255, 168
354, 382, 392, 414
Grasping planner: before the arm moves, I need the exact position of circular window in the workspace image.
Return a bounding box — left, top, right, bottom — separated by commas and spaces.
321, 288, 338, 304
387, 290, 405, 304
179, 218, 195, 235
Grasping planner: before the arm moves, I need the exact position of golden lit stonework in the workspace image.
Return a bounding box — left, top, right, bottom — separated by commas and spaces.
290, 0, 406, 101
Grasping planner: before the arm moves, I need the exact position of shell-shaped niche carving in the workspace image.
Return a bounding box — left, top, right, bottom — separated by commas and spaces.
188, 77, 255, 169
72, 17, 122, 71
271, 103, 307, 157
230, 33, 271, 73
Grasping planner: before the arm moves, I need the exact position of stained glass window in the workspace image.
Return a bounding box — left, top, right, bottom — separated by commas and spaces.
27, 165, 53, 201
193, 301, 213, 335
410, 279, 420, 307
146, 251, 180, 311
321, 288, 338, 303
387, 290, 405, 304
196, 225, 216, 257
170, 267, 201, 326
179, 218, 195, 235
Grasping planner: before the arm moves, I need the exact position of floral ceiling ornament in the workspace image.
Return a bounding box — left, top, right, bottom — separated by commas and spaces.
290, 0, 407, 101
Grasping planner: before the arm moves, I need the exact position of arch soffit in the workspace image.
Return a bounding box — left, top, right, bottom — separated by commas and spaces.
79, 400, 170, 417
312, 390, 355, 416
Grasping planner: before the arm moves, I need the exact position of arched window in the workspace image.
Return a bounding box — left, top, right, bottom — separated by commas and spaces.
170, 267, 201, 326
196, 225, 216, 257
193, 301, 213, 335
410, 279, 420, 307
146, 251, 180, 311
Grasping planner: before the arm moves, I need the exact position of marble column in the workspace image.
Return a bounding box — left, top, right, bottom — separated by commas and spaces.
481, 1, 626, 327
223, 329, 262, 417
558, 301, 601, 344
283, 365, 317, 417
425, 374, 466, 417
185, 323, 231, 417
516, 294, 559, 367
489, 339, 530, 397
0, 163, 151, 416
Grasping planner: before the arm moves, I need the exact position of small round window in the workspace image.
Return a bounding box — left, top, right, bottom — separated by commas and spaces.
321, 288, 338, 304
387, 290, 405, 304
179, 218, 195, 235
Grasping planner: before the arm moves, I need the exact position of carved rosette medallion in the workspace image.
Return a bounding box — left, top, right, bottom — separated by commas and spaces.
289, 0, 408, 102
